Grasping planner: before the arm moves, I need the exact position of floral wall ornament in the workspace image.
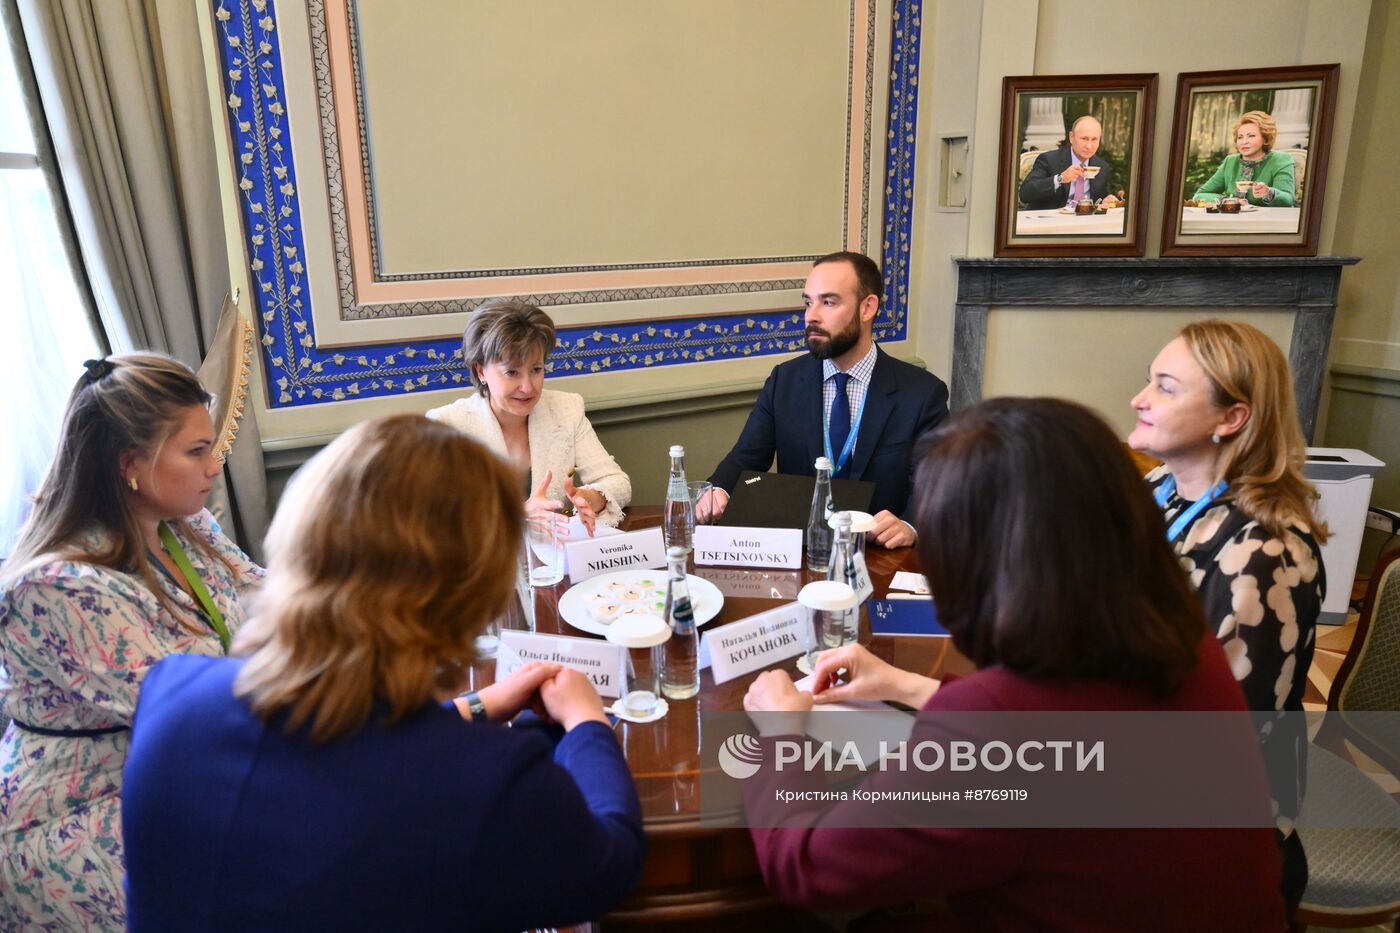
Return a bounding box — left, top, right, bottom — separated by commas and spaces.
212, 0, 921, 408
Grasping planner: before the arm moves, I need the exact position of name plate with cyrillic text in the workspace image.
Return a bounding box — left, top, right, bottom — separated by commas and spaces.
565, 527, 666, 583
693, 525, 802, 569
699, 603, 806, 685
497, 630, 628, 699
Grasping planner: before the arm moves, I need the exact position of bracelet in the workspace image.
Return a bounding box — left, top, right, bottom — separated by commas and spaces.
458, 690, 487, 722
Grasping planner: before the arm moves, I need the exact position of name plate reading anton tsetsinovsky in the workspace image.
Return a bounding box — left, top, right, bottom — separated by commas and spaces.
693, 525, 802, 569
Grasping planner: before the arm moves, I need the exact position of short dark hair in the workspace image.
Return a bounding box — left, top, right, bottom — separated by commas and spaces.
912, 397, 1205, 696
461, 299, 557, 390
813, 251, 882, 304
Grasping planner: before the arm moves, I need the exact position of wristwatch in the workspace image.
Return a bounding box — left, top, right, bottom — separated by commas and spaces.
459, 690, 487, 722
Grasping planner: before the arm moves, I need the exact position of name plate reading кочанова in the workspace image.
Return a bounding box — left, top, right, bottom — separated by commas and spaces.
693, 526, 802, 569
497, 631, 628, 699
698, 603, 806, 684
564, 528, 666, 583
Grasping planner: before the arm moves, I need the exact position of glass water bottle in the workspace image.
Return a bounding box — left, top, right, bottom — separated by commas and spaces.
826, 511, 861, 644
660, 546, 699, 699
805, 456, 834, 572
662, 445, 693, 552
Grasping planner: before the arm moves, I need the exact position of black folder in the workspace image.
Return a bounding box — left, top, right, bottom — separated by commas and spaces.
717, 470, 876, 530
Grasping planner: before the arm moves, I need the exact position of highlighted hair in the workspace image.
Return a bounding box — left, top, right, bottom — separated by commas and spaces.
233, 415, 524, 742
1179, 319, 1327, 543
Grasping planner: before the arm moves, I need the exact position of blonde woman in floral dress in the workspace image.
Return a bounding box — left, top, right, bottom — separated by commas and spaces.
1130, 320, 1326, 914
0, 354, 261, 931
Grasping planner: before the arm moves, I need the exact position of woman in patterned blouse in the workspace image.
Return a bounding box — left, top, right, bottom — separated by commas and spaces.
0, 354, 262, 931
1130, 319, 1327, 913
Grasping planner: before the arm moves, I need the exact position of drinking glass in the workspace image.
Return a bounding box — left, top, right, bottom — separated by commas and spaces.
800, 580, 857, 669
526, 515, 566, 586
689, 481, 714, 526
607, 614, 671, 721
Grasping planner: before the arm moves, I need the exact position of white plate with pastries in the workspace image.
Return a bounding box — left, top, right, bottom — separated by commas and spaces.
558, 568, 725, 637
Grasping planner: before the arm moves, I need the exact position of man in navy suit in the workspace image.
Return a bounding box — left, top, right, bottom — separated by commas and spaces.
1017, 115, 1113, 210
701, 251, 949, 548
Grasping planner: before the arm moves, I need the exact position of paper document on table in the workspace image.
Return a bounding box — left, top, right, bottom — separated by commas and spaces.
888, 571, 929, 594
792, 674, 914, 768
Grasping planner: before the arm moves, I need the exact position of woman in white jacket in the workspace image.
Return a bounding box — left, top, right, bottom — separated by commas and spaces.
427, 300, 631, 532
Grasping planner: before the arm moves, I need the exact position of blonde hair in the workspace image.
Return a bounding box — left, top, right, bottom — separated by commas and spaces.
1180, 320, 1327, 543
233, 414, 524, 742
461, 299, 557, 391
1, 353, 233, 620
1234, 110, 1278, 152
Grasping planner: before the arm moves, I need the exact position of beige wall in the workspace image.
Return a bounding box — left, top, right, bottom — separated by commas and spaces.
228, 0, 1400, 528
1324, 0, 1400, 568
984, 308, 1295, 434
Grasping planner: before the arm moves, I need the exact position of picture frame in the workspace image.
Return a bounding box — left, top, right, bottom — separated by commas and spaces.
994, 73, 1158, 257
1160, 64, 1339, 256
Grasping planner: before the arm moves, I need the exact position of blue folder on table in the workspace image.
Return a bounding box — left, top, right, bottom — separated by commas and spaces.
868, 597, 948, 637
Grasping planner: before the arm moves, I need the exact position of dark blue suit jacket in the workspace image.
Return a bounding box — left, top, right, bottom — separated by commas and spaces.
1017, 149, 1113, 210
708, 347, 949, 519
122, 656, 644, 932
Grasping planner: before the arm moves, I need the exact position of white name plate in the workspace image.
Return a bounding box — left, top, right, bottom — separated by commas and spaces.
693, 525, 802, 569
700, 603, 806, 685
565, 527, 666, 583
497, 630, 628, 700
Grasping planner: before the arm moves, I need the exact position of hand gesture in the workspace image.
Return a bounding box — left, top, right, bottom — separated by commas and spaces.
743, 669, 814, 713
563, 475, 603, 537
525, 470, 567, 532
1060, 163, 1086, 184
869, 510, 915, 548
809, 643, 938, 708
470, 661, 560, 722
1250, 181, 1271, 201
539, 667, 609, 731
695, 487, 729, 523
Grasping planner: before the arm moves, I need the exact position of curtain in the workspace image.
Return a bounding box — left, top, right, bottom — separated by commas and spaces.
18, 0, 268, 558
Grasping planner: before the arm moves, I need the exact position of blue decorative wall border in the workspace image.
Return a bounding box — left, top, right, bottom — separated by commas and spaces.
213, 0, 921, 408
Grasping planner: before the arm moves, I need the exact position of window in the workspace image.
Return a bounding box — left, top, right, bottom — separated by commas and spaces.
0, 11, 103, 555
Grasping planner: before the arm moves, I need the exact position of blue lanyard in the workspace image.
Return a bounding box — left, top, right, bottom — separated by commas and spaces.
823, 380, 868, 477
1155, 476, 1227, 543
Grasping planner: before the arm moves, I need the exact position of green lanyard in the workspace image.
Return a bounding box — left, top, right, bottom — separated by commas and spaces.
158, 522, 230, 654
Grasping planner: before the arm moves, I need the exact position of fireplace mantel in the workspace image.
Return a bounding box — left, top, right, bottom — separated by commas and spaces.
951, 256, 1361, 440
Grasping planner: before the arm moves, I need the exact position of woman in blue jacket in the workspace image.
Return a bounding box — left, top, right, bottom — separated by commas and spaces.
121, 414, 645, 932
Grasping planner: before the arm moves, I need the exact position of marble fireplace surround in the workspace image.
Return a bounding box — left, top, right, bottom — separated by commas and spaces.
951, 257, 1361, 440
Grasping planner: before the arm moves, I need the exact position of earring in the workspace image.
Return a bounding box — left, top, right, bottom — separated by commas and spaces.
1210, 433, 1221, 445
127, 476, 139, 492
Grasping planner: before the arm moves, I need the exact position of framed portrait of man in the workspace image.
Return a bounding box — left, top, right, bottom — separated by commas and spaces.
1161, 64, 1339, 256
994, 74, 1158, 257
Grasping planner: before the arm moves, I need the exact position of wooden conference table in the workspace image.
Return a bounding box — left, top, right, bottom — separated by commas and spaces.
472, 507, 967, 927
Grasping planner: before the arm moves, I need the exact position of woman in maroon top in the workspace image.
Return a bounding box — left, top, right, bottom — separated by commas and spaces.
743, 398, 1286, 931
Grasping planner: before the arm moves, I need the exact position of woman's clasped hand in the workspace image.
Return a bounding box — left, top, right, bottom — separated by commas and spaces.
468, 660, 610, 731
742, 644, 940, 717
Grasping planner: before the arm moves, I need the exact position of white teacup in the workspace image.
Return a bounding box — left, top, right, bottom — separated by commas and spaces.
1235, 180, 1252, 194
1082, 165, 1101, 179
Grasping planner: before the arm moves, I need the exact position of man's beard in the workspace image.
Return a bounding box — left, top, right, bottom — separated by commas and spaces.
806, 315, 862, 360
